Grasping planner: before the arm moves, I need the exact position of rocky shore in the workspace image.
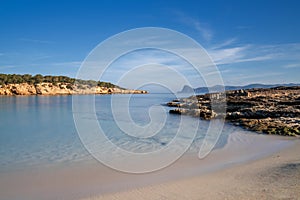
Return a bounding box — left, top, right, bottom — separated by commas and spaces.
0, 82, 147, 95
168, 86, 300, 136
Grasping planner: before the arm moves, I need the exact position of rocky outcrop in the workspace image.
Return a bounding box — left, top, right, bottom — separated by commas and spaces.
0, 83, 37, 95
168, 86, 300, 136
0, 83, 147, 96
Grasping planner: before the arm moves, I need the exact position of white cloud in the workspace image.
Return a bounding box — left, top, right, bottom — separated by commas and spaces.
207, 43, 300, 66
98, 41, 300, 88
210, 38, 238, 50
208, 46, 248, 65
174, 13, 300, 69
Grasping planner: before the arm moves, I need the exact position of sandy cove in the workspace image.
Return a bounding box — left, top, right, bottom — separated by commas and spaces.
83, 141, 300, 200
0, 129, 298, 200
82, 135, 300, 200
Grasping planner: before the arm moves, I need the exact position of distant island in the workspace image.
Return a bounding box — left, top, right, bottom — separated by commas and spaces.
0, 74, 147, 95
169, 86, 300, 136
179, 83, 300, 94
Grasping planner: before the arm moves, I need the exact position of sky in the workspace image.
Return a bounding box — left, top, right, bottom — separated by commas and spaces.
0, 0, 300, 91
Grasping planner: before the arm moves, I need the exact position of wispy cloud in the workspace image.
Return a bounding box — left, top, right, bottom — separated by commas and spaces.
0, 65, 16, 70
99, 40, 300, 88
3, 16, 299, 88
283, 63, 300, 68
231, 72, 284, 81
174, 13, 300, 70
205, 69, 231, 76
210, 38, 238, 50
51, 61, 82, 67
207, 43, 300, 66
19, 38, 54, 44
208, 46, 248, 65
193, 21, 213, 41
235, 25, 253, 30
175, 12, 213, 41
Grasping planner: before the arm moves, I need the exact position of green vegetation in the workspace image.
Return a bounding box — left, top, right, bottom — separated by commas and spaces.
0, 74, 120, 88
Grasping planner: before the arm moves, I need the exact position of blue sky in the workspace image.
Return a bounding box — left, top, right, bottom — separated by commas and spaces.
0, 0, 300, 89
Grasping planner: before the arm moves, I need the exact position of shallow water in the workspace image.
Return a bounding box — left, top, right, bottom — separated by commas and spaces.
0, 94, 295, 200
0, 93, 232, 173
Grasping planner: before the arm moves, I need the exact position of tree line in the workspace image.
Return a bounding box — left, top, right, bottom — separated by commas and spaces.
0, 74, 119, 88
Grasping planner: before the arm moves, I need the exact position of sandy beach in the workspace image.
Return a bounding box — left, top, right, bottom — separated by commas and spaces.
83, 135, 300, 200
0, 130, 299, 200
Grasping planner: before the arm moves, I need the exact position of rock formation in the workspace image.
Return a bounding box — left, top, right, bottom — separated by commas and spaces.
168, 86, 300, 136
0, 82, 147, 96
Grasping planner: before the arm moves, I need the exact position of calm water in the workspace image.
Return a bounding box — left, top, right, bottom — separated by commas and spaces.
0, 94, 232, 172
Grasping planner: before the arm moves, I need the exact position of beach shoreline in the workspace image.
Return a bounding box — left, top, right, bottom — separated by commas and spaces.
1, 129, 298, 200
83, 136, 300, 200
0, 129, 300, 200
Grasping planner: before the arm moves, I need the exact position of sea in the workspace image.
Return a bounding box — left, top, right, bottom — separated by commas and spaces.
0, 93, 296, 200
0, 93, 235, 173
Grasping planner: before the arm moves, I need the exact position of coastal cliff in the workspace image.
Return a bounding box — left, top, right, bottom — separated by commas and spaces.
0, 82, 147, 95
168, 86, 300, 136
0, 74, 147, 95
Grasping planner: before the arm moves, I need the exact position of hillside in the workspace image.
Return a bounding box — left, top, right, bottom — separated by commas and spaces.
0, 74, 147, 95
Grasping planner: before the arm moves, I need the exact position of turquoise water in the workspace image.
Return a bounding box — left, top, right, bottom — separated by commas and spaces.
0, 94, 231, 172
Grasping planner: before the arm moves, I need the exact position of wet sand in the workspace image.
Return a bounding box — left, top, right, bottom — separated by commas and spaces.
83, 137, 300, 200
82, 140, 300, 200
